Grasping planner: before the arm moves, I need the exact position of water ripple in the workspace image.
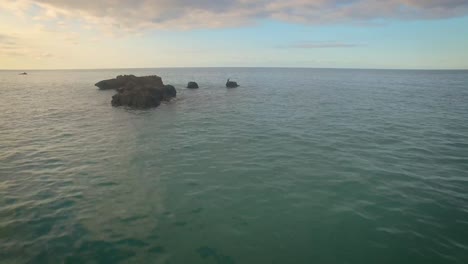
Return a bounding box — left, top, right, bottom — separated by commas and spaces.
1, 69, 468, 263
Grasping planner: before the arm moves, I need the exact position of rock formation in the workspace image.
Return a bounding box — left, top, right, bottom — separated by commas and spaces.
226, 79, 239, 88
95, 75, 176, 108
187, 81, 199, 89
164, 85, 177, 97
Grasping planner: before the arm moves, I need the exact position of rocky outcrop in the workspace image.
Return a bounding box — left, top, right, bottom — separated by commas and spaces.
164, 85, 177, 97
96, 75, 176, 108
187, 81, 199, 89
226, 79, 239, 88
95, 75, 164, 90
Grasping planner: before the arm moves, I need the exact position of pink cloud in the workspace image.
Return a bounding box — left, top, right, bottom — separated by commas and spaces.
1, 0, 467, 31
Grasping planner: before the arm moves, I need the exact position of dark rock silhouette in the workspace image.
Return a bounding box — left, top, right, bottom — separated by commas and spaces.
164, 85, 177, 97
226, 78, 239, 88
19, 72, 27, 75
95, 75, 176, 108
95, 75, 164, 90
187, 81, 199, 89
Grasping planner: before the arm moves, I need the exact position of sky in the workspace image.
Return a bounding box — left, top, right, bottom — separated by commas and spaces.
0, 0, 468, 70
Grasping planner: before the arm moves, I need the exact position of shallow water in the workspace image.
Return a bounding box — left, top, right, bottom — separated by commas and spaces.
1, 68, 468, 263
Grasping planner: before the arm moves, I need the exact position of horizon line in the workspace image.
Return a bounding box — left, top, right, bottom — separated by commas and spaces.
1, 66, 467, 71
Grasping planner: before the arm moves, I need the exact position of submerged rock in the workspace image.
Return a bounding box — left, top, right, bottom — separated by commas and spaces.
187, 81, 199, 89
96, 75, 176, 108
226, 79, 239, 88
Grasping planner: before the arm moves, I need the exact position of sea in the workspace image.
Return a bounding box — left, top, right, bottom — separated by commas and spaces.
1, 68, 468, 264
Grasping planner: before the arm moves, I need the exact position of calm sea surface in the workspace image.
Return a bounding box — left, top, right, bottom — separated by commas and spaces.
1, 68, 468, 264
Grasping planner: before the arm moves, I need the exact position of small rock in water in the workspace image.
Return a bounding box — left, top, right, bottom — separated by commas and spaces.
226, 79, 239, 88
164, 84, 177, 97
187, 81, 199, 89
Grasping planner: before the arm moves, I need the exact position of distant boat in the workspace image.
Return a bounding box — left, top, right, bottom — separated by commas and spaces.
19, 72, 27, 75
226, 78, 239, 88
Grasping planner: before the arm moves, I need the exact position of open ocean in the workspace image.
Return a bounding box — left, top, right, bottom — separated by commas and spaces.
1, 68, 468, 264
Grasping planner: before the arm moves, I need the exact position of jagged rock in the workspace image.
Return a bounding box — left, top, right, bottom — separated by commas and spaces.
226, 79, 239, 88
96, 75, 176, 108
95, 75, 164, 90
187, 81, 199, 89
111, 86, 162, 108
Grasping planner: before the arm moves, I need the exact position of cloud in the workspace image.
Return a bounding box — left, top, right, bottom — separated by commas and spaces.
283, 41, 362, 49
0, 34, 22, 55
35, 52, 53, 59
63, 32, 80, 45
1, 0, 468, 32
0, 33, 53, 59
0, 33, 17, 45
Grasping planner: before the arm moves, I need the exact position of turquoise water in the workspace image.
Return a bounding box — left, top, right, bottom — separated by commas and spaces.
1, 68, 468, 263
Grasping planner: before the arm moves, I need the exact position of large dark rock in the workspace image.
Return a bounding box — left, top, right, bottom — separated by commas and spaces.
111, 86, 162, 108
226, 79, 239, 88
96, 75, 176, 108
95, 75, 164, 90
187, 81, 199, 89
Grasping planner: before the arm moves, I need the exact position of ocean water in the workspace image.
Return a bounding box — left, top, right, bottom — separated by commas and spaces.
1, 68, 468, 264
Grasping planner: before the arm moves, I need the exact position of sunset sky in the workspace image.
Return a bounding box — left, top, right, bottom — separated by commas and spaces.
1, 0, 468, 69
